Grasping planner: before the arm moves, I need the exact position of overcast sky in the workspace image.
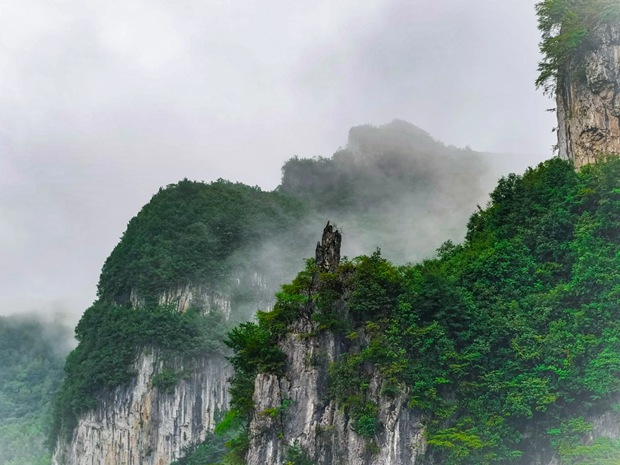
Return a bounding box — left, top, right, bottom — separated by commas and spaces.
0, 0, 556, 321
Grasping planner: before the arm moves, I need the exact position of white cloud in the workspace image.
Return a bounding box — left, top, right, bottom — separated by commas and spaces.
0, 0, 554, 320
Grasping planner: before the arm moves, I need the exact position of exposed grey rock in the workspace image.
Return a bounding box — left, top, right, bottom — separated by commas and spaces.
246, 228, 426, 465
315, 222, 342, 273
53, 275, 273, 465
557, 23, 620, 168
52, 350, 231, 465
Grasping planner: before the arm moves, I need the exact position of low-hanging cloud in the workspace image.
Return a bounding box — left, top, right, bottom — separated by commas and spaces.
0, 0, 554, 322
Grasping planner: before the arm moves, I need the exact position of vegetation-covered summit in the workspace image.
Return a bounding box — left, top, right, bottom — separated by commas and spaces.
98, 179, 306, 306
223, 157, 620, 465
280, 120, 486, 212
52, 179, 309, 442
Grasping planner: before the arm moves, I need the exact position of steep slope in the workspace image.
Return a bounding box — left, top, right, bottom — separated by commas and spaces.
51, 180, 307, 465
225, 158, 620, 465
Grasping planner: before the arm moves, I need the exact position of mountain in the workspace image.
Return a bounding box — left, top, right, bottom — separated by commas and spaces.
280, 120, 495, 263
50, 180, 307, 465
8, 3, 620, 464
48, 121, 507, 465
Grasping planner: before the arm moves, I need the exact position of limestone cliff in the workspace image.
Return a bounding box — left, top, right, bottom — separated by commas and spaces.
557, 23, 620, 168
240, 222, 620, 465
246, 319, 426, 465
52, 276, 272, 465
52, 350, 230, 465
244, 224, 426, 465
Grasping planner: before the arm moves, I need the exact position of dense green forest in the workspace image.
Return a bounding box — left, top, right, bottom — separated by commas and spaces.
0, 317, 69, 465
220, 157, 620, 465
98, 179, 308, 306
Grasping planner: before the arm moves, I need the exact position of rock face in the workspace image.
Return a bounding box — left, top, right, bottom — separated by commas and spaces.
53, 275, 274, 465
246, 320, 426, 465
557, 23, 620, 168
129, 284, 232, 315
52, 350, 231, 465
246, 224, 426, 465
127, 272, 274, 315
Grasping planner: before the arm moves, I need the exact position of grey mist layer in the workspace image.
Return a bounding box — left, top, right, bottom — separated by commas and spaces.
0, 0, 554, 322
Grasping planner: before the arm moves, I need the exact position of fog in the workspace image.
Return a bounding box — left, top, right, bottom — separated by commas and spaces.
0, 0, 555, 322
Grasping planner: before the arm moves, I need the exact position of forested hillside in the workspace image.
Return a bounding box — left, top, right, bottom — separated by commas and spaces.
97, 179, 308, 307
221, 157, 620, 465
51, 179, 309, 442
0, 317, 69, 465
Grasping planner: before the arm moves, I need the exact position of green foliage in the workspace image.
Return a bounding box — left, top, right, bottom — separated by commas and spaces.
219, 260, 350, 463
548, 417, 620, 464
52, 303, 231, 441
224, 321, 286, 420
170, 432, 229, 465
0, 317, 69, 465
351, 403, 379, 438
536, 0, 620, 92
211, 411, 249, 465
152, 368, 189, 394
348, 251, 402, 322
98, 178, 305, 305
285, 442, 316, 465
257, 260, 316, 338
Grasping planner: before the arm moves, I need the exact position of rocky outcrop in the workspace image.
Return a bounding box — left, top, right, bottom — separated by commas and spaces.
246, 224, 426, 465
128, 272, 274, 315
246, 319, 426, 465
557, 23, 620, 168
52, 350, 231, 465
129, 285, 232, 315
315, 222, 341, 273
243, 224, 620, 465
53, 274, 274, 465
